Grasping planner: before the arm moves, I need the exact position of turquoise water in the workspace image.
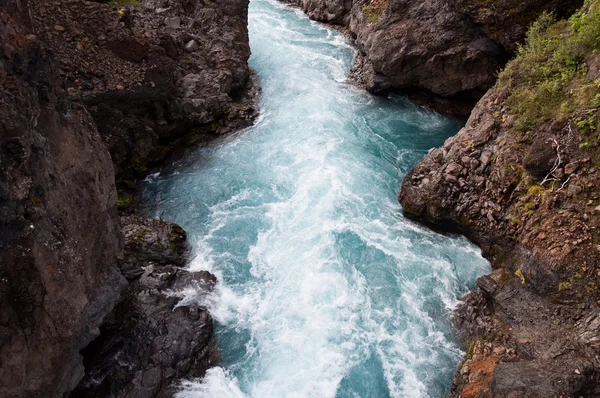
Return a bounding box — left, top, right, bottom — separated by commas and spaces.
143, 0, 490, 396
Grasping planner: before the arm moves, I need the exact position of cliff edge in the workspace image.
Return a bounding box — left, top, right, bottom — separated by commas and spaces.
0, 1, 125, 395
400, 3, 600, 396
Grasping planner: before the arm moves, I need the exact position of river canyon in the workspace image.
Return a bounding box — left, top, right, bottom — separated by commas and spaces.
144, 1, 490, 396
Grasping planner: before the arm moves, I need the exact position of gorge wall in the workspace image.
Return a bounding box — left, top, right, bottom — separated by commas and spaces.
287, 0, 581, 115
0, 2, 125, 395
0, 0, 256, 396
400, 3, 600, 396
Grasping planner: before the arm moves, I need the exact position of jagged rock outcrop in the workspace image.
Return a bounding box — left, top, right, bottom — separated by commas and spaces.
30, 0, 258, 209
0, 1, 126, 396
400, 91, 600, 395
288, 0, 581, 115
73, 216, 219, 398
399, 4, 600, 395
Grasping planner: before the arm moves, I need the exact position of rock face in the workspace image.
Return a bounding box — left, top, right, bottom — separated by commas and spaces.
288, 0, 581, 115
30, 0, 258, 208
1, 0, 256, 396
399, 51, 600, 398
73, 217, 219, 398
0, 1, 126, 396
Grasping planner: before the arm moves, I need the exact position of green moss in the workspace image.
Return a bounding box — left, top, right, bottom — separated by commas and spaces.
499, 3, 600, 133
558, 279, 573, 291
117, 193, 132, 210
131, 159, 149, 177
527, 185, 546, 197
362, 0, 387, 24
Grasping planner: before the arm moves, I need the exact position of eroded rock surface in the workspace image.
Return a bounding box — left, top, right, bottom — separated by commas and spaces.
30, 0, 259, 209
1, 0, 255, 396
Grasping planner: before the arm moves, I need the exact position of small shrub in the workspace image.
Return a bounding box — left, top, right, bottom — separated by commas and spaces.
573, 112, 597, 135
362, 0, 387, 24
499, 3, 600, 133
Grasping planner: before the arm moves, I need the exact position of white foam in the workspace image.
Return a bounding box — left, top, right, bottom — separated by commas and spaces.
145, 0, 491, 396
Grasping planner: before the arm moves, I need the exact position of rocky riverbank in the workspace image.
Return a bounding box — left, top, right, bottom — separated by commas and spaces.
285, 0, 582, 115
400, 3, 600, 396
0, 0, 257, 396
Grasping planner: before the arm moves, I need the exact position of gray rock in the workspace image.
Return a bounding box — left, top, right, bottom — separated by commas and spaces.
184, 39, 198, 52
164, 16, 181, 29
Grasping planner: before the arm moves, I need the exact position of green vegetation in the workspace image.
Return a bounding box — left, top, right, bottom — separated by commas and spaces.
574, 111, 597, 135
558, 279, 574, 291
117, 192, 132, 210
527, 184, 546, 197
131, 159, 149, 177
362, 0, 387, 24
499, 1, 600, 135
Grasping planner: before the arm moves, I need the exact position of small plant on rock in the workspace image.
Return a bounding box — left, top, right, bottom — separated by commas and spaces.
362, 0, 387, 24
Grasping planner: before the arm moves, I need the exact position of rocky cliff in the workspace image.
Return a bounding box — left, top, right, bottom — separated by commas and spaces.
287, 0, 581, 115
0, 0, 256, 396
0, 1, 125, 395
30, 0, 258, 210
400, 3, 600, 396
73, 216, 220, 398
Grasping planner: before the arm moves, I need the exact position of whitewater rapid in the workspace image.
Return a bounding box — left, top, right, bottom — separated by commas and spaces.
143, 0, 490, 396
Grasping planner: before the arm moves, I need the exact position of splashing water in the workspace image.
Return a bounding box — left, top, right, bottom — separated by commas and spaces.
143, 0, 490, 396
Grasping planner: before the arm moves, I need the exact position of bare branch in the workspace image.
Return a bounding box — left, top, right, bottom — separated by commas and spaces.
541, 138, 562, 187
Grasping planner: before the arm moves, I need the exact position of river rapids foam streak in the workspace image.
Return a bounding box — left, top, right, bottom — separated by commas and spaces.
143, 0, 490, 396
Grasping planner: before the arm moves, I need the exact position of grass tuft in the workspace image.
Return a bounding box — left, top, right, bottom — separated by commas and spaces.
499, 1, 600, 134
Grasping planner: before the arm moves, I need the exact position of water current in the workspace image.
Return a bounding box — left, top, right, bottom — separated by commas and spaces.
143, 1, 491, 396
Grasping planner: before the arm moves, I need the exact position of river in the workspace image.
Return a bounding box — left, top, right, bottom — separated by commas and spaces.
143, 0, 490, 396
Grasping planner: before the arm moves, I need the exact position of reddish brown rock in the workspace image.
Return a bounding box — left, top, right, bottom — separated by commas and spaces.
399, 77, 600, 398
